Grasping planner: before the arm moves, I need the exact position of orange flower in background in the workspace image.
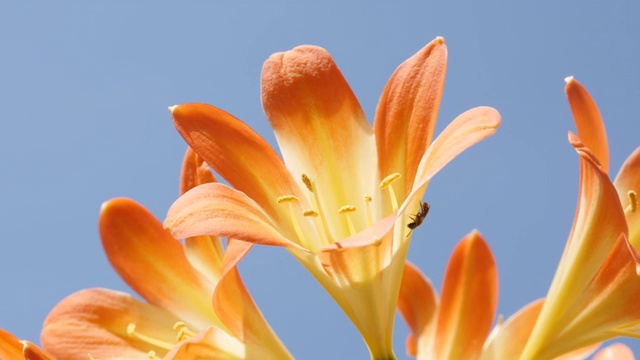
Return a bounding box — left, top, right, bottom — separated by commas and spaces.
164, 37, 500, 358
1, 328, 55, 360
40, 149, 291, 360
398, 231, 498, 360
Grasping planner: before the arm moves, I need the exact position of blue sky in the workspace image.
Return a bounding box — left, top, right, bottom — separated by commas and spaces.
1, 2, 639, 359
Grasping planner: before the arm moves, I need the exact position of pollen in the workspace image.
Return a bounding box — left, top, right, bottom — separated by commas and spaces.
303, 209, 319, 217
174, 321, 196, 341
379, 173, 401, 189
338, 205, 357, 214
338, 205, 357, 236
302, 174, 313, 192
148, 350, 158, 359
277, 195, 299, 203
628, 190, 637, 213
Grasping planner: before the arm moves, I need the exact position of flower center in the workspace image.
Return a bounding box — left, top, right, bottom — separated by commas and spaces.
124, 321, 197, 357
277, 173, 402, 251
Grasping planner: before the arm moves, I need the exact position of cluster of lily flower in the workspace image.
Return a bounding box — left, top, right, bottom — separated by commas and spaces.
1, 37, 639, 360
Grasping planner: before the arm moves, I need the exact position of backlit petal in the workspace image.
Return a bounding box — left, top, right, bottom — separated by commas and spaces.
165, 183, 300, 249
22, 341, 55, 360
0, 329, 23, 359
375, 37, 447, 197
410, 106, 501, 199
180, 147, 225, 285
565, 77, 609, 173
100, 198, 218, 330
433, 230, 498, 360
163, 327, 244, 360
170, 103, 298, 220
593, 343, 635, 360
41, 288, 181, 360
614, 147, 640, 249
261, 45, 376, 226
397, 262, 438, 357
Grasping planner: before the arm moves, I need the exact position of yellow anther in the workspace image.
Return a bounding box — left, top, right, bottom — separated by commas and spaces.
379, 173, 401, 189
173, 321, 186, 331
338, 205, 357, 236
303, 209, 319, 217
628, 190, 638, 213
380, 173, 401, 212
338, 205, 357, 213
126, 323, 174, 350
277, 195, 299, 203
148, 350, 157, 359
302, 174, 313, 192
364, 194, 373, 227
174, 321, 196, 341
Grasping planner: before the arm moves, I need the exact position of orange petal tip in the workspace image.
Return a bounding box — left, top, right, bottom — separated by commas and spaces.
168, 105, 178, 113
435, 36, 445, 43
565, 75, 575, 84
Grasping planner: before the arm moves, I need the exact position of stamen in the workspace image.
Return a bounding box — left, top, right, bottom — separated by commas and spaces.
277, 195, 309, 248
301, 174, 335, 245
148, 350, 158, 359
606, 328, 640, 340
364, 194, 373, 227
338, 205, 357, 236
379, 173, 401, 212
302, 174, 313, 192
626, 190, 638, 214
127, 323, 174, 350
303, 209, 318, 217
173, 321, 196, 341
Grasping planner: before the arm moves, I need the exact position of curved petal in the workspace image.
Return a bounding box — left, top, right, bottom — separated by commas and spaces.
0, 328, 23, 359
261, 45, 376, 228
397, 262, 438, 357
521, 134, 628, 360
22, 341, 55, 360
409, 106, 501, 199
180, 146, 217, 195
433, 230, 498, 360
316, 212, 400, 358
180, 147, 225, 285
565, 77, 609, 173
100, 198, 218, 330
165, 183, 301, 249
213, 240, 292, 360
374, 37, 447, 197
614, 147, 640, 249
41, 288, 182, 360
170, 103, 299, 221
481, 299, 544, 360
593, 343, 635, 360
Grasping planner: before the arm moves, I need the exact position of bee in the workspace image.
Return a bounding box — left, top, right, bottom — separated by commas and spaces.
406, 201, 430, 236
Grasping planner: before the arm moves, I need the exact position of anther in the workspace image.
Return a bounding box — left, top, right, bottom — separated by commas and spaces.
364, 194, 373, 227
379, 173, 401, 212
277, 195, 299, 203
303, 209, 319, 217
302, 174, 313, 192
338, 205, 357, 236
627, 191, 638, 214
174, 321, 196, 341
148, 350, 157, 359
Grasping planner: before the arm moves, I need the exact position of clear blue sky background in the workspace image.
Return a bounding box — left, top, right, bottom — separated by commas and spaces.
1, 2, 639, 359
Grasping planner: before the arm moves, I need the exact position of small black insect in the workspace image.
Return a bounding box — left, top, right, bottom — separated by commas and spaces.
406, 201, 430, 236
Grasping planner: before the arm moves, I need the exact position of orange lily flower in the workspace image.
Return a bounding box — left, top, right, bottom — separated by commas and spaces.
0, 328, 55, 360
398, 230, 498, 359
40, 149, 291, 359
164, 38, 500, 359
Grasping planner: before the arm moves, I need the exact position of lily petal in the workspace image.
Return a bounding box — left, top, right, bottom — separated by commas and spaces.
165, 183, 301, 249
614, 147, 640, 248
0, 328, 23, 359
410, 106, 501, 198
22, 341, 55, 360
180, 147, 225, 285
375, 37, 447, 197
433, 230, 498, 360
100, 198, 218, 330
397, 262, 438, 357
41, 288, 182, 359
261, 45, 376, 226
170, 103, 298, 220
593, 343, 635, 360
565, 76, 609, 173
